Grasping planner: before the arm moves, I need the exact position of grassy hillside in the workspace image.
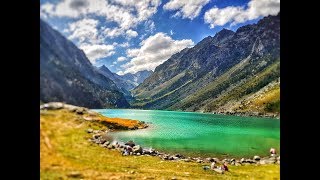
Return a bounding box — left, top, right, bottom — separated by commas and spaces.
40, 107, 279, 179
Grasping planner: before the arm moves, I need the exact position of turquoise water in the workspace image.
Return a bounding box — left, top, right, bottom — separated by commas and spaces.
93, 109, 280, 158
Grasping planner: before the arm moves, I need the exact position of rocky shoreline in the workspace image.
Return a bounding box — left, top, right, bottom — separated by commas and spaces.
88, 129, 280, 166
210, 111, 280, 119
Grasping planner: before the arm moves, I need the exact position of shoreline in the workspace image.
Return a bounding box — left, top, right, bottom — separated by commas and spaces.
101, 107, 280, 119
89, 129, 280, 166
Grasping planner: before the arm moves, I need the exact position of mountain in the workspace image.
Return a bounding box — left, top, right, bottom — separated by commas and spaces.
121, 70, 153, 87
131, 13, 280, 116
98, 65, 136, 99
40, 19, 129, 108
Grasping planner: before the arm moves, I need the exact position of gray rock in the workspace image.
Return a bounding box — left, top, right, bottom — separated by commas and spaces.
253, 156, 261, 161
181, 158, 191, 162
173, 156, 179, 160
102, 141, 110, 147
92, 134, 101, 139
212, 158, 220, 163
196, 159, 203, 163
86, 128, 93, 133
107, 144, 113, 149
205, 157, 213, 162
136, 153, 141, 156
132, 145, 143, 153
240, 158, 245, 163
67, 171, 83, 178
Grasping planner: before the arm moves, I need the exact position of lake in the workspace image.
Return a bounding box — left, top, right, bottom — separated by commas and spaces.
93, 109, 280, 158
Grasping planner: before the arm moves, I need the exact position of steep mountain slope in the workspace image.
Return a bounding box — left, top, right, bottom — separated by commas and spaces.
40, 19, 129, 108
132, 13, 280, 116
121, 70, 153, 87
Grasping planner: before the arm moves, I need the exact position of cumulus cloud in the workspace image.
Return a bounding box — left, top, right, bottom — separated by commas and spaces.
103, 27, 123, 38
126, 29, 138, 38
204, 0, 280, 28
79, 44, 115, 62
117, 56, 127, 62
121, 33, 194, 74
163, 0, 210, 20
40, 0, 161, 30
68, 18, 100, 44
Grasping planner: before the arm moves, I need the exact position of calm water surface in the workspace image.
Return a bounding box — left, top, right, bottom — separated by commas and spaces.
93, 109, 280, 158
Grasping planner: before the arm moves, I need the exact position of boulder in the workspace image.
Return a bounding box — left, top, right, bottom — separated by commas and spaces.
174, 154, 183, 158
132, 145, 143, 153
181, 158, 191, 162
212, 158, 220, 163
253, 156, 261, 161
213, 168, 224, 174
173, 156, 179, 160
125, 140, 136, 147
259, 158, 276, 165
92, 134, 101, 139
102, 141, 110, 147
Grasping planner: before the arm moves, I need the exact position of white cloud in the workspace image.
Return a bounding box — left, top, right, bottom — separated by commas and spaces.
103, 27, 123, 38
68, 18, 100, 44
170, 30, 174, 35
126, 29, 138, 38
204, 0, 280, 28
113, 61, 117, 65
40, 0, 161, 30
163, 0, 210, 20
117, 71, 125, 75
79, 44, 115, 62
145, 20, 155, 33
119, 42, 130, 48
117, 56, 127, 62
122, 32, 194, 74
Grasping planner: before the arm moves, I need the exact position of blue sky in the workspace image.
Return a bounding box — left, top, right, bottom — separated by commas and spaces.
40, 0, 280, 75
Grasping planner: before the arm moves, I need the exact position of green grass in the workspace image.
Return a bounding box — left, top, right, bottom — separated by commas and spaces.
40, 109, 280, 179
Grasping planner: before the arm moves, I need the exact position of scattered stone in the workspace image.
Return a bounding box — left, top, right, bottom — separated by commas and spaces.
181, 158, 191, 162
213, 168, 224, 174
67, 171, 83, 178
93, 130, 101, 134
173, 156, 179, 160
137, 153, 141, 156
107, 144, 114, 149
240, 158, 245, 163
92, 134, 101, 139
125, 140, 136, 147
253, 156, 261, 161
132, 145, 143, 153
212, 158, 220, 163
86, 128, 93, 133
196, 159, 203, 163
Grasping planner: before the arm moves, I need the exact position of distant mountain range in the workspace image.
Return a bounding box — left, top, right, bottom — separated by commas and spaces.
40, 19, 129, 108
131, 13, 280, 116
98, 66, 152, 100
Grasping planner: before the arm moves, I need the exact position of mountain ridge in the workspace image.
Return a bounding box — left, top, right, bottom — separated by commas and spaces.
40, 19, 129, 108
131, 13, 280, 116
